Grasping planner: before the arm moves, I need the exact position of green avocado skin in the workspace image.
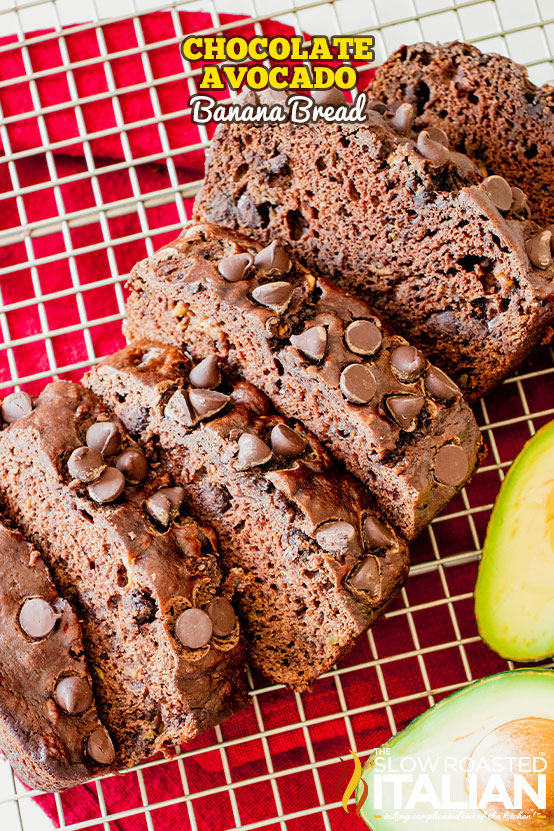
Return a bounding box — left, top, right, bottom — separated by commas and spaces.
357, 669, 554, 830
475, 419, 554, 662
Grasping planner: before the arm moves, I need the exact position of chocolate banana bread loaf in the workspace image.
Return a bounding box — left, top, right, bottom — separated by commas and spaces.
0, 520, 116, 791
371, 40, 554, 226
0, 382, 247, 764
123, 224, 482, 538
193, 91, 554, 400
84, 341, 409, 689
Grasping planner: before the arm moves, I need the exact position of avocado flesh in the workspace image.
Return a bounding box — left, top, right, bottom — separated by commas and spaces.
357, 669, 554, 830
476, 419, 554, 661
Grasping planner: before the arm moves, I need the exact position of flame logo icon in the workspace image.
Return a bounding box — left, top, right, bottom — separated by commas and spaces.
341, 749, 369, 816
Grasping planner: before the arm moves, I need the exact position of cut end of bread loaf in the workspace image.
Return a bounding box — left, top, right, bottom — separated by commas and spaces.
370, 40, 554, 226
0, 521, 116, 791
122, 224, 482, 538
0, 381, 248, 769
84, 340, 410, 690
193, 92, 554, 400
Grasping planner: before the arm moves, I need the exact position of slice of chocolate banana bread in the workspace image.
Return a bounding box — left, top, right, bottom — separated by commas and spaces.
0, 382, 247, 763
123, 224, 482, 538
0, 520, 116, 791
193, 92, 554, 400
371, 41, 554, 225
84, 341, 410, 690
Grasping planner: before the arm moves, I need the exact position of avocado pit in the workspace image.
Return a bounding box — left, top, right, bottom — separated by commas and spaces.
466, 717, 554, 830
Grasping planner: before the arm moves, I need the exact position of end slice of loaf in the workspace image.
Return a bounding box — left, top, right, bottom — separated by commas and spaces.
371, 40, 554, 226
193, 93, 554, 400
84, 341, 410, 690
0, 382, 247, 763
0, 520, 115, 791
123, 224, 482, 538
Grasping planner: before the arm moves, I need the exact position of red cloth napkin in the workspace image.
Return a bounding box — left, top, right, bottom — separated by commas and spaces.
0, 10, 366, 390
0, 9, 519, 831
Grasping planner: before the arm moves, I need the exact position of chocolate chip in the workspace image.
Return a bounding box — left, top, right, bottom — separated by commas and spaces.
68, 446, 106, 483
340, 364, 377, 405
449, 150, 478, 177
265, 316, 281, 337
251, 281, 294, 313
391, 102, 414, 134
511, 186, 528, 215
55, 676, 93, 714
363, 515, 395, 549
239, 85, 258, 106
425, 366, 461, 401
390, 345, 425, 382
116, 447, 149, 484
236, 433, 273, 469
290, 325, 327, 361
434, 444, 469, 486
205, 598, 236, 637
387, 394, 425, 430
480, 175, 513, 212
349, 556, 380, 593
86, 421, 121, 457
129, 590, 158, 625
161, 486, 185, 513
526, 230, 552, 269
146, 493, 171, 526
165, 389, 197, 427
424, 125, 449, 147
1, 391, 33, 424
367, 101, 388, 114
188, 388, 229, 420
417, 130, 450, 164
175, 607, 213, 649
189, 355, 221, 389
218, 252, 254, 282
203, 484, 232, 514
88, 467, 126, 503
344, 319, 382, 356
312, 87, 346, 107
19, 598, 60, 639
87, 728, 115, 765
316, 520, 357, 553
270, 423, 306, 456
145, 486, 184, 527
254, 240, 291, 273
259, 87, 289, 107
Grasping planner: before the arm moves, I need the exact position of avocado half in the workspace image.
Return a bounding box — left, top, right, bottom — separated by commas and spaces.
357, 669, 554, 830
475, 420, 554, 661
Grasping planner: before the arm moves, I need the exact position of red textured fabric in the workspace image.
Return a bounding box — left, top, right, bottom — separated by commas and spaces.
0, 10, 528, 831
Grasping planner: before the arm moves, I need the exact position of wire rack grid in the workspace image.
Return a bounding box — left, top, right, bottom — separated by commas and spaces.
0, 0, 553, 829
